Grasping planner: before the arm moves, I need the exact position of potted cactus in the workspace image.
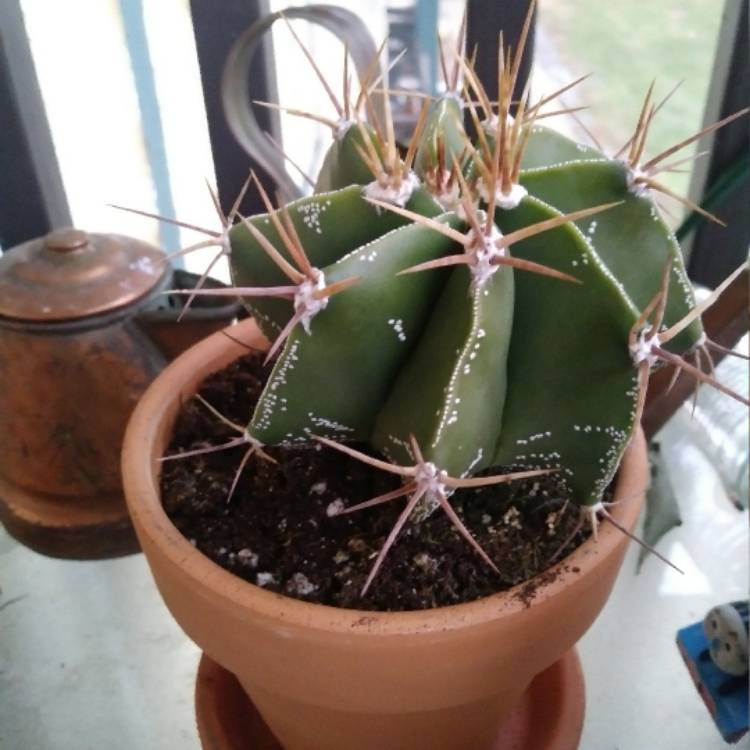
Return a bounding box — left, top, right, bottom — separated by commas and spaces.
122, 11, 748, 750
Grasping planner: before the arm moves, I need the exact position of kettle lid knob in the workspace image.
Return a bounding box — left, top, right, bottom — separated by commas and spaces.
45, 228, 89, 253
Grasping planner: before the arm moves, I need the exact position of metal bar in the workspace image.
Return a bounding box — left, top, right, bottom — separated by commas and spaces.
0, 0, 70, 250
466, 0, 535, 120
685, 0, 749, 288
189, 0, 276, 217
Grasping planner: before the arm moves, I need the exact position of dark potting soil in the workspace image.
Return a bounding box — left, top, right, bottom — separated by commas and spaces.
160, 352, 592, 612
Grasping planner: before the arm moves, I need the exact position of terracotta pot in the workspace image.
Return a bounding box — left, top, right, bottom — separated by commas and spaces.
122, 318, 648, 750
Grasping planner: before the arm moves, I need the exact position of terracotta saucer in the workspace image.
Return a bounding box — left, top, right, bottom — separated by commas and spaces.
0, 474, 139, 560
195, 649, 585, 750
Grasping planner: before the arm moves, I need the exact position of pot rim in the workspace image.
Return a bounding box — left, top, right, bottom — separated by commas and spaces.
122, 318, 647, 636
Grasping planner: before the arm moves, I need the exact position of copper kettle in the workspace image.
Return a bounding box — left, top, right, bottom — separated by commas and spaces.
0, 227, 240, 559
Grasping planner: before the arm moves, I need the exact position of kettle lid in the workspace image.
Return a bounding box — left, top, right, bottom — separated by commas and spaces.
0, 228, 168, 322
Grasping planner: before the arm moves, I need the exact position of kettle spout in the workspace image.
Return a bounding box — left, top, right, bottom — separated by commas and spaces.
136, 269, 245, 360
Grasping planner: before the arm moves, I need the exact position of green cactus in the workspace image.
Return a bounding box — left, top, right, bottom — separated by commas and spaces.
165, 29, 748, 595
229, 177, 442, 338
248, 213, 462, 445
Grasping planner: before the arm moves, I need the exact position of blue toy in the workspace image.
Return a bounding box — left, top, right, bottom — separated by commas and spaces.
677, 601, 749, 744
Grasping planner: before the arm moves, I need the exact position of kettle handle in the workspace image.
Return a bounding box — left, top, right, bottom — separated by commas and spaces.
221, 4, 385, 200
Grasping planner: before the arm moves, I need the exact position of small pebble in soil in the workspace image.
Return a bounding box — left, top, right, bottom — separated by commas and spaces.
237, 548, 259, 567
326, 499, 345, 517
286, 572, 317, 597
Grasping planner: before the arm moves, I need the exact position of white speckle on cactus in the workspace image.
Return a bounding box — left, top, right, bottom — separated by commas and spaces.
254, 309, 282, 334
297, 201, 325, 235
333, 223, 407, 266
307, 415, 354, 434
386, 434, 416, 463
253, 339, 301, 433
431, 289, 485, 449
387, 318, 407, 342
524, 157, 610, 176
460, 448, 484, 478
310, 481, 327, 495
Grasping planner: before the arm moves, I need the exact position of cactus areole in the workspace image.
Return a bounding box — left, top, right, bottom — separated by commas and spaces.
155, 22, 748, 596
